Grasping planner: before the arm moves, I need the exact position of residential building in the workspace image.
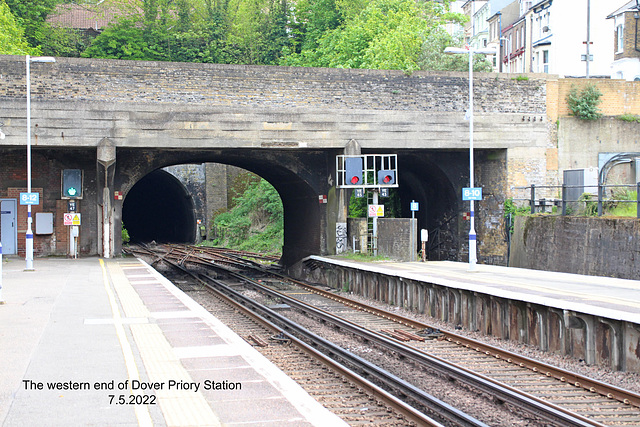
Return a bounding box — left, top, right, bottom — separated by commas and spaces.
462, 0, 488, 45
528, 0, 620, 77
607, 1, 640, 80
502, 8, 529, 72
487, 0, 520, 72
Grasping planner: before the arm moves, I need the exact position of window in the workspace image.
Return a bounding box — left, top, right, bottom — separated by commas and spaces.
616, 24, 624, 53
520, 1, 532, 16
543, 50, 549, 73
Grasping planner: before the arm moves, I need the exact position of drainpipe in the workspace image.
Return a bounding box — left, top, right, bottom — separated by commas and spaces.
498, 12, 503, 72
635, 10, 640, 53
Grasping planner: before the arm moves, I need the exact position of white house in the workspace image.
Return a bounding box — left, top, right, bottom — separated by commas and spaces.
607, 1, 640, 81
529, 0, 622, 77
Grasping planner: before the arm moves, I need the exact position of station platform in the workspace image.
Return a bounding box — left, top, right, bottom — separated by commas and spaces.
310, 257, 640, 325
0, 256, 347, 427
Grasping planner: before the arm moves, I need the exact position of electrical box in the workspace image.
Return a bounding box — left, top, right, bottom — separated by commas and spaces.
35, 212, 54, 235
563, 167, 598, 196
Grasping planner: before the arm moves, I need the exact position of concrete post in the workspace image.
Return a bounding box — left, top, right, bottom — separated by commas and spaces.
97, 138, 116, 258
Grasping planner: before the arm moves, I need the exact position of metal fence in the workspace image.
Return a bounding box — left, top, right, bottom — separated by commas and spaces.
511, 183, 640, 218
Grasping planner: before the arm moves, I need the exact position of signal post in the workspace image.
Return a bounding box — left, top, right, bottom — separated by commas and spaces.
336, 154, 398, 256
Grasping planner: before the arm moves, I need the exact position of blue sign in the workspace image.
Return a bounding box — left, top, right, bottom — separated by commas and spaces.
410, 201, 419, 211
462, 187, 482, 201
20, 192, 40, 205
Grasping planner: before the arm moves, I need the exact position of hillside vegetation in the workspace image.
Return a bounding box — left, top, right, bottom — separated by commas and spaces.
206, 177, 283, 255
1, 0, 492, 73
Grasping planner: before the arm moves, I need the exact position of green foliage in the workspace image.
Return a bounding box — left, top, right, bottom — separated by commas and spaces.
566, 84, 603, 120
282, 0, 467, 73
4, 0, 58, 48
605, 189, 638, 217
512, 75, 529, 81
122, 222, 130, 244
38, 25, 88, 57
577, 193, 598, 216
83, 18, 150, 60
504, 198, 530, 233
209, 178, 283, 254
80, 0, 293, 64
348, 189, 401, 218
335, 252, 391, 262
417, 28, 492, 72
617, 114, 640, 123
0, 0, 40, 55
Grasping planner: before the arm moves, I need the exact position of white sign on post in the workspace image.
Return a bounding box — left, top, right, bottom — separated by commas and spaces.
368, 204, 384, 218
63, 213, 81, 226
462, 187, 482, 201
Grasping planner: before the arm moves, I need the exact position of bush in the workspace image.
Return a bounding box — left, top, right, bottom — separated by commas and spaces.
566, 84, 602, 120
208, 178, 283, 255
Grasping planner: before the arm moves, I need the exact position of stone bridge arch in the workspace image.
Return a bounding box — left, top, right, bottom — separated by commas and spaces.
113, 148, 332, 265
0, 55, 549, 265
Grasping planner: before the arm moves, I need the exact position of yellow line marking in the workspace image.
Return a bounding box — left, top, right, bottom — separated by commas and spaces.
107, 260, 220, 426
99, 259, 153, 426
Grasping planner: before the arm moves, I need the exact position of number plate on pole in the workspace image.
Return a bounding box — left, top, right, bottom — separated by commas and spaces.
462, 187, 482, 201
20, 192, 39, 205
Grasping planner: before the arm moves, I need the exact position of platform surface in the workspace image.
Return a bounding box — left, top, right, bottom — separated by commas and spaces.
0, 256, 347, 427
311, 257, 640, 325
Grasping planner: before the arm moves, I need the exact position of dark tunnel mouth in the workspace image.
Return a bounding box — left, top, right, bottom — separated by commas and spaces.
122, 169, 196, 244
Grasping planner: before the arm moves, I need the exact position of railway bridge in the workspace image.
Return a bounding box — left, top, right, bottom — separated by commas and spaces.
0, 55, 551, 265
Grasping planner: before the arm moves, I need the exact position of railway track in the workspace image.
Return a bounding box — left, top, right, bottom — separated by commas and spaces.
126, 243, 640, 426
138, 246, 475, 426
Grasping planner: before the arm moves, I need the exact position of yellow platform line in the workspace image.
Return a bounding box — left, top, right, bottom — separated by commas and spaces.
107, 261, 220, 427
100, 259, 153, 427
108, 262, 151, 319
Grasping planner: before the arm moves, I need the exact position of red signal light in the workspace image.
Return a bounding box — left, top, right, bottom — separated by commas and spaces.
350, 176, 360, 184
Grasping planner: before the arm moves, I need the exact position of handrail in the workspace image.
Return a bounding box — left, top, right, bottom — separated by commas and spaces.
509, 182, 640, 218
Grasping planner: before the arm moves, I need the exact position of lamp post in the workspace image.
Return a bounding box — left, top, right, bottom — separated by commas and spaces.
25, 55, 56, 271
444, 46, 495, 271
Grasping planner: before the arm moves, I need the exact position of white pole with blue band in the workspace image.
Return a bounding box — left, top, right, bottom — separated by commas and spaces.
25, 55, 56, 271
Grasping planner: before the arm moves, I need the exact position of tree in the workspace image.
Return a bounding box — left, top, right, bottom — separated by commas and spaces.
288, 0, 342, 53
82, 18, 151, 60
281, 0, 468, 73
418, 27, 492, 72
4, 0, 59, 48
0, 0, 40, 55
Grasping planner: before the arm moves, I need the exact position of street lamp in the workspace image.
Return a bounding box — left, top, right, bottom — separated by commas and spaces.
25, 55, 56, 270
444, 46, 495, 271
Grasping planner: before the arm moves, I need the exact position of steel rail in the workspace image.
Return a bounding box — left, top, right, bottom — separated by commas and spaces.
217, 267, 603, 427
134, 244, 597, 427
247, 257, 640, 409
128, 244, 638, 423
155, 255, 458, 427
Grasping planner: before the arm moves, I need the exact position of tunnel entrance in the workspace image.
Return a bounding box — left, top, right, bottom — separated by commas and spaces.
122, 169, 196, 243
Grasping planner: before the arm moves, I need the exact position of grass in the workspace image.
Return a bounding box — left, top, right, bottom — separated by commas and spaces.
333, 252, 393, 262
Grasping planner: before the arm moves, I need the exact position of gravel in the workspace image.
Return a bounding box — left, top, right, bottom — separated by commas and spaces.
341, 292, 640, 395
